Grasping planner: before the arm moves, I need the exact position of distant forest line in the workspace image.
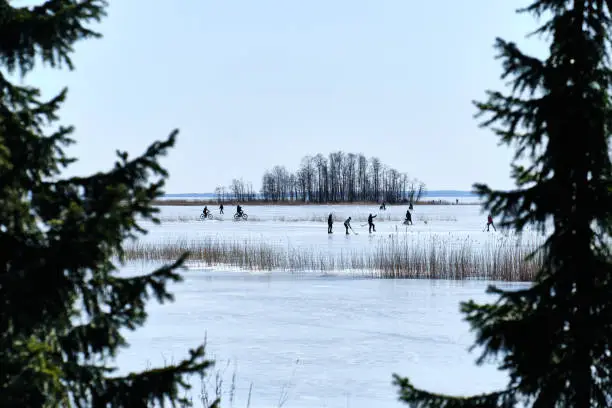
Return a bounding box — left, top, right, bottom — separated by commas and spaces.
211, 152, 427, 204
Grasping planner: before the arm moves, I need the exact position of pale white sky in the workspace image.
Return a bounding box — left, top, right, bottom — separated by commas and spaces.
23, 0, 546, 193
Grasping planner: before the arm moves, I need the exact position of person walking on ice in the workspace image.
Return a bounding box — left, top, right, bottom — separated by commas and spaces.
486, 214, 496, 232
368, 213, 377, 233
344, 217, 353, 235
219, 203, 224, 214
404, 209, 413, 225
328, 213, 333, 234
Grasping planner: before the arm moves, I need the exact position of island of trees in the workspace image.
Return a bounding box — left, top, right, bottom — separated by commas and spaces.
215, 151, 426, 204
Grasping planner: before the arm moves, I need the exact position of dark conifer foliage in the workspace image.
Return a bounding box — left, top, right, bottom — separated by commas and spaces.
394, 0, 612, 407
0, 1, 215, 407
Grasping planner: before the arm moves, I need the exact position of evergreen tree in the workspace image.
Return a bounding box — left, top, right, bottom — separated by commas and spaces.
394, 1, 612, 407
0, 1, 216, 406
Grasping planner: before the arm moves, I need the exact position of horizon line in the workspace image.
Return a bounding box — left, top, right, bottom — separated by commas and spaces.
162, 189, 478, 197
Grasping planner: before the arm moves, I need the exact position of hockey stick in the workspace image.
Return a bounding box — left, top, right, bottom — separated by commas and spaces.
362, 214, 377, 228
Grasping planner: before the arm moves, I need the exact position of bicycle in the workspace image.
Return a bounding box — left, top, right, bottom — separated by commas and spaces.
233, 212, 248, 221
200, 212, 213, 220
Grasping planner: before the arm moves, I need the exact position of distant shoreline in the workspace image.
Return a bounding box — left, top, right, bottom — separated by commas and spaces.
152, 190, 480, 206
152, 199, 480, 207
160, 190, 477, 198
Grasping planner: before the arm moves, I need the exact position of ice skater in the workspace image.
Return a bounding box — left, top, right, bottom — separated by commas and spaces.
404, 209, 413, 225
328, 213, 333, 234
219, 203, 224, 214
486, 214, 496, 232
344, 217, 353, 235
368, 213, 377, 233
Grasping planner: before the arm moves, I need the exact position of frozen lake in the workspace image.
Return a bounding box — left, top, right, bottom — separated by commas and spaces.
118, 266, 527, 408
117, 201, 538, 407
133, 202, 544, 268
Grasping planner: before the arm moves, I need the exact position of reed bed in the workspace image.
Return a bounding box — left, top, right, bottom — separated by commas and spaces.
146, 213, 458, 224
122, 235, 542, 281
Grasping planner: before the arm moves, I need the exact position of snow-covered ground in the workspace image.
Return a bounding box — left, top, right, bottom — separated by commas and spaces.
116, 200, 539, 407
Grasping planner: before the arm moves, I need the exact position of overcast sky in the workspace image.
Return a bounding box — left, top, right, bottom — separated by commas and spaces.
24, 0, 547, 193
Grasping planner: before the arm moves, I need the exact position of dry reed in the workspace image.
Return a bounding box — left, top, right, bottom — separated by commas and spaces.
158, 339, 299, 408
122, 235, 542, 281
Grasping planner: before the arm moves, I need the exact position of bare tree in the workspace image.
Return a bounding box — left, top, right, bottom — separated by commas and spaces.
370, 157, 381, 202
357, 154, 368, 200
252, 152, 423, 204
313, 154, 328, 202
345, 153, 356, 201
261, 171, 275, 201
299, 156, 314, 201
416, 181, 427, 203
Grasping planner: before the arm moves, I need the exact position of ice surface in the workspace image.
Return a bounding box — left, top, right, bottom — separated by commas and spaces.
134, 202, 545, 264
116, 267, 528, 408
115, 200, 538, 407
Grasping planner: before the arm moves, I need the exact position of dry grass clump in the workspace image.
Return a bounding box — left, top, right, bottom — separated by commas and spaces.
157, 340, 300, 408
188, 357, 300, 408
126, 237, 281, 270
370, 235, 541, 281
122, 235, 542, 281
